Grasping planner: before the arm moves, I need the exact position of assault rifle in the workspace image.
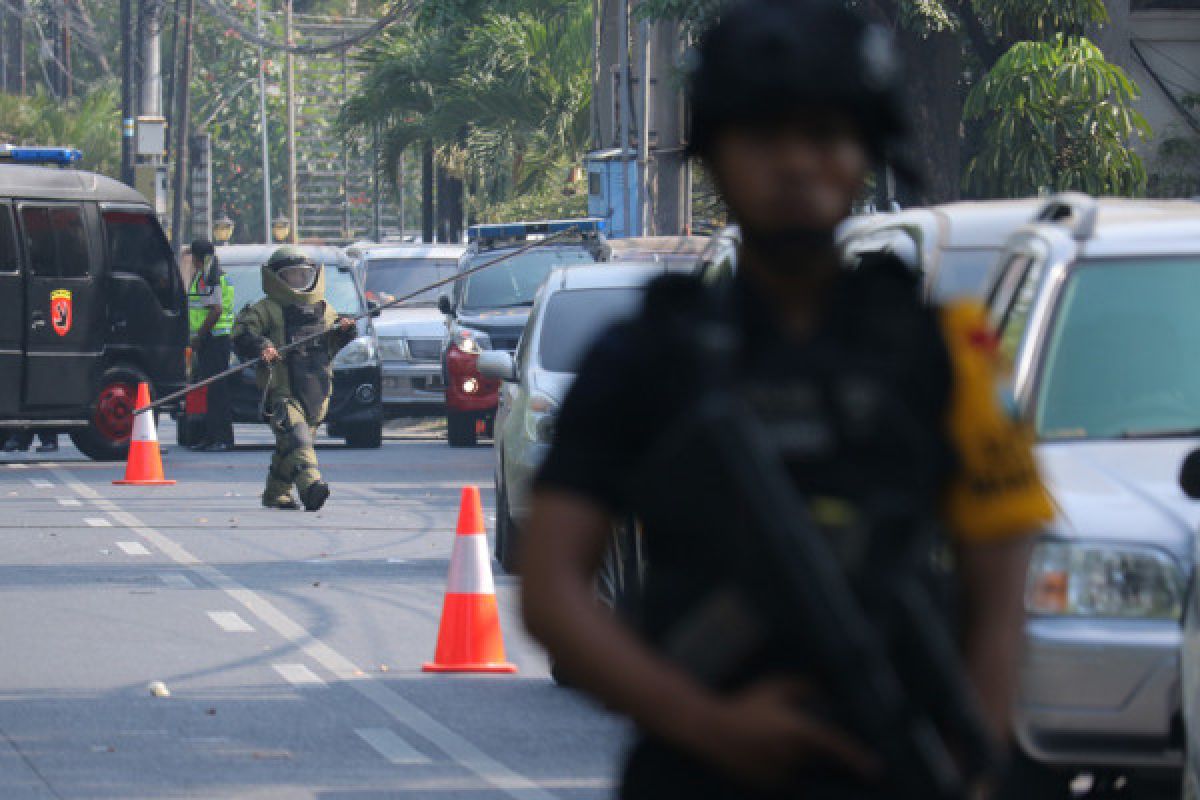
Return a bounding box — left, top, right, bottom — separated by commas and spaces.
645, 322, 999, 799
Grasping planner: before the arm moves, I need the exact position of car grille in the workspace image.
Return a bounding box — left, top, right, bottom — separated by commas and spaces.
406, 338, 442, 363
378, 336, 407, 361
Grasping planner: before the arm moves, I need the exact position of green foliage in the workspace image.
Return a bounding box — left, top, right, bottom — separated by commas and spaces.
963, 36, 1149, 197
477, 181, 588, 223
340, 0, 593, 215
974, 0, 1107, 41
1147, 134, 1200, 197
0, 86, 120, 176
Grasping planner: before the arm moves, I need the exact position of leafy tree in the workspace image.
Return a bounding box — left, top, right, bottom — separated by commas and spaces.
0, 85, 120, 174
340, 0, 594, 229
963, 35, 1149, 196
639, 0, 1150, 202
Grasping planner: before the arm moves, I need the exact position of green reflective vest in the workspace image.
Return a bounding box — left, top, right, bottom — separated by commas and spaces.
189, 271, 235, 335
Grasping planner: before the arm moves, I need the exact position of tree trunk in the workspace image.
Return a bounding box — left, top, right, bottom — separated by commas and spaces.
6, 0, 25, 95
894, 27, 963, 204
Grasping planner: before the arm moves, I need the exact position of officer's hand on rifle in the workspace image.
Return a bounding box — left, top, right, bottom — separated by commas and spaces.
695, 677, 879, 791
261, 344, 281, 364
337, 316, 355, 332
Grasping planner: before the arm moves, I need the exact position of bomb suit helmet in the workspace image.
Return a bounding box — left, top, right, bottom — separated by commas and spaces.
263, 246, 326, 306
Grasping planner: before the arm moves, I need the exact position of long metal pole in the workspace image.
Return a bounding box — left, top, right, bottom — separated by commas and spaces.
284, 0, 297, 242
136, 227, 581, 415
638, 17, 651, 237
616, 0, 632, 237
256, 0, 271, 242
120, 0, 135, 184
140, 0, 161, 115
169, 0, 194, 251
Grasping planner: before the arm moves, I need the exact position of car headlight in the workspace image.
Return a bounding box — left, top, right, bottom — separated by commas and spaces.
1026, 540, 1183, 620
524, 392, 558, 444
451, 326, 492, 356
378, 336, 407, 361
333, 335, 379, 369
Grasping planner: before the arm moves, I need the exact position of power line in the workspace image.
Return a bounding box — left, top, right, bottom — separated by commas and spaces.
194, 0, 408, 54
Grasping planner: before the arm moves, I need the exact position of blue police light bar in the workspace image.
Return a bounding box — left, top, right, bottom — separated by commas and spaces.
0, 145, 84, 166
467, 217, 606, 243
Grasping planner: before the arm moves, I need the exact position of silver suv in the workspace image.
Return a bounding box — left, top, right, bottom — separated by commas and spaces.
987, 194, 1200, 791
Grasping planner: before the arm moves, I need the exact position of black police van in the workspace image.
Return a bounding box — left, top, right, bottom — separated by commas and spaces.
0, 149, 187, 460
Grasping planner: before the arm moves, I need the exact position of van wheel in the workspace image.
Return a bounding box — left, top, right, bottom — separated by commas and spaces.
495, 480, 520, 575
70, 365, 151, 462
345, 422, 383, 449
447, 411, 477, 447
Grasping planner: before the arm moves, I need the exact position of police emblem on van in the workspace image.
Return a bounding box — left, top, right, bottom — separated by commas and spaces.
50, 289, 72, 337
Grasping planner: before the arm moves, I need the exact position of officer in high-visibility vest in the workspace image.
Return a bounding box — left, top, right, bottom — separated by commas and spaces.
188, 238, 236, 452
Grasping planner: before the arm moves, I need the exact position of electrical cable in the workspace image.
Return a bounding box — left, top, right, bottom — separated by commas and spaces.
194, 0, 408, 54
1131, 38, 1200, 137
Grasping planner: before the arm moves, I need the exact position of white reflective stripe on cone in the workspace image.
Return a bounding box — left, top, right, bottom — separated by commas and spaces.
131, 408, 158, 443
445, 533, 495, 595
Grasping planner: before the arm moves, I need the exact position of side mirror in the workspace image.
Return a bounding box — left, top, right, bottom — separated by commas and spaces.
366, 299, 381, 318
1180, 449, 1200, 500
438, 295, 454, 317
477, 350, 517, 382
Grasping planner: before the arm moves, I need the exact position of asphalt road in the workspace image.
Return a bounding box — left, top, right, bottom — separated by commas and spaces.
0, 420, 629, 799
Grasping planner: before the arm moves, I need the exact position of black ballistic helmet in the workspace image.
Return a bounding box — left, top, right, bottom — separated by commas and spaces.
191, 238, 215, 258
686, 0, 907, 164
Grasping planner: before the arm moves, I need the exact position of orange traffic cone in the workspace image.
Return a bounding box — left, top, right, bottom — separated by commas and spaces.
113, 383, 175, 487
423, 486, 516, 674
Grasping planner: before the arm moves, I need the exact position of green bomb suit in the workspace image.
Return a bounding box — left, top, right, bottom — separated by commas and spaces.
232, 251, 356, 509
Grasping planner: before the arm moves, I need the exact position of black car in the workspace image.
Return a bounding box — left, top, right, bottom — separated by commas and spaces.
0, 156, 187, 460
177, 244, 383, 448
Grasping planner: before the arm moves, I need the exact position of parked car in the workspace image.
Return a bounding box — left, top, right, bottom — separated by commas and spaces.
439, 219, 610, 447
359, 244, 463, 417
694, 224, 740, 287
987, 193, 1200, 793
0, 148, 187, 461
214, 244, 384, 448
838, 199, 1047, 301
478, 262, 678, 573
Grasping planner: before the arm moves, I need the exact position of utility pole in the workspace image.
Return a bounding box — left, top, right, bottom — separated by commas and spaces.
421, 140, 433, 243
638, 17, 651, 236
284, 0, 297, 242
169, 0, 194, 251
120, 0, 135, 185
61, 0, 72, 99
5, 0, 25, 94
616, 0, 633, 237
255, 0, 271, 242
140, 0, 162, 117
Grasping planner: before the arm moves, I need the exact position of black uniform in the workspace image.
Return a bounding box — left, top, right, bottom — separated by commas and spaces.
534, 262, 1051, 799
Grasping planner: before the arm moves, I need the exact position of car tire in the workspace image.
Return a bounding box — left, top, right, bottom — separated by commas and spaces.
344, 422, 383, 449
447, 411, 477, 447
70, 365, 152, 462
495, 481, 520, 575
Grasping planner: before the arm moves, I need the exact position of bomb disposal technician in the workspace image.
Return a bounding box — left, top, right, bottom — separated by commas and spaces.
232, 246, 356, 511
521, 1, 1054, 798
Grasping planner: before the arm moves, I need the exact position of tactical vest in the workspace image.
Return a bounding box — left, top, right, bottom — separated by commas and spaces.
188, 271, 235, 335
625, 266, 956, 682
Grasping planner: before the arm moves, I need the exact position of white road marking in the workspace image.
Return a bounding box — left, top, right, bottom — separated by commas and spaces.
49, 465, 555, 800
355, 727, 431, 765
58, 497, 81, 507
159, 573, 194, 588
29, 479, 53, 489
7, 463, 26, 469
84, 518, 112, 527
273, 663, 324, 686
208, 611, 255, 633
116, 541, 151, 556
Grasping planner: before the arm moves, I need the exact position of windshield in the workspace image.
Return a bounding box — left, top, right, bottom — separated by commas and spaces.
538, 287, 644, 373
931, 248, 999, 301
222, 262, 364, 316
1036, 257, 1200, 440
364, 257, 459, 306
461, 248, 599, 310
